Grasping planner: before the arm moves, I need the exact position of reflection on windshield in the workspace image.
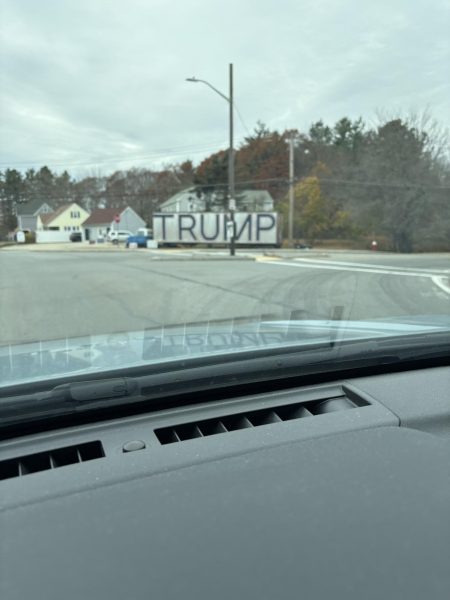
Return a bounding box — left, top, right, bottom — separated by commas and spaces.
1, 315, 449, 388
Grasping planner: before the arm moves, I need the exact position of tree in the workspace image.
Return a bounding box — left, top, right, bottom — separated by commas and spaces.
282, 176, 353, 244
309, 120, 333, 145
0, 169, 24, 231
194, 150, 229, 210
332, 117, 365, 151
73, 175, 106, 212
34, 166, 56, 205
121, 168, 159, 224
354, 119, 441, 251
54, 171, 74, 205
235, 122, 289, 202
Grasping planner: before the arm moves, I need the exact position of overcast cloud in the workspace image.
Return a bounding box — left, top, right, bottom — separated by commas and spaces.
1, 0, 449, 176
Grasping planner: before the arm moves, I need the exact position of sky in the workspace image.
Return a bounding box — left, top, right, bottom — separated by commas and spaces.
1, 0, 449, 176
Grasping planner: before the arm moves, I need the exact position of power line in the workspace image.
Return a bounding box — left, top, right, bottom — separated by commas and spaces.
234, 103, 251, 136
8, 176, 450, 199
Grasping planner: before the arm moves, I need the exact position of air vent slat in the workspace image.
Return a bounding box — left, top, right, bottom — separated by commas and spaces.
276, 405, 313, 420
176, 424, 203, 441
52, 446, 80, 467
309, 397, 352, 415
0, 441, 104, 481
198, 420, 227, 436
221, 415, 253, 431
154, 390, 369, 445
247, 410, 282, 426
20, 452, 52, 475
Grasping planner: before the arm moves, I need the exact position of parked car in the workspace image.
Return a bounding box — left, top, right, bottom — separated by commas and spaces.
70, 231, 82, 242
107, 230, 133, 244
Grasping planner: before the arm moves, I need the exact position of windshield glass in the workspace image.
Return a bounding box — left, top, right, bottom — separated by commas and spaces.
1, 0, 449, 391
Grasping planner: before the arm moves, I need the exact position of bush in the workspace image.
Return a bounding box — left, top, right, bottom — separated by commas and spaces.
24, 231, 36, 244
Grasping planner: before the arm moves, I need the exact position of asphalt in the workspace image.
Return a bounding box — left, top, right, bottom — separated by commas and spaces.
0, 248, 449, 344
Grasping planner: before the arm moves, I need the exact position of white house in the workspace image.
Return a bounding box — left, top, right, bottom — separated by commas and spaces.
34, 202, 90, 242
82, 207, 146, 241
36, 203, 90, 232
159, 187, 274, 213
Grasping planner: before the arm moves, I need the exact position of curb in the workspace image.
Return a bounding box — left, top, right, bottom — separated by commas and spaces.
1, 246, 258, 260
148, 256, 257, 261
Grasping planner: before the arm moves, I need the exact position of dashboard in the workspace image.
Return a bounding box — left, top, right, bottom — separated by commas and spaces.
1, 366, 449, 599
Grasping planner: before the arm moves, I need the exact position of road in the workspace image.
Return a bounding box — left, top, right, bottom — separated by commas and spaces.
0, 248, 449, 345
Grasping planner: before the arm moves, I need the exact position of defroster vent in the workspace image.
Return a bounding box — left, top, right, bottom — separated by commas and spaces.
155, 392, 368, 445
0, 441, 104, 481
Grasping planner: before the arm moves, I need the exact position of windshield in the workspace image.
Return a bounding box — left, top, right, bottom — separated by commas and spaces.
0, 0, 449, 393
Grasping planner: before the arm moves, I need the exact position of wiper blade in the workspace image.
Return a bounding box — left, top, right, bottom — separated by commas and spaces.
0, 378, 141, 427
53, 378, 138, 402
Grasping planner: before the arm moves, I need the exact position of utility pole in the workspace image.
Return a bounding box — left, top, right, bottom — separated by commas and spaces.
228, 63, 236, 257
288, 135, 295, 247
186, 65, 236, 256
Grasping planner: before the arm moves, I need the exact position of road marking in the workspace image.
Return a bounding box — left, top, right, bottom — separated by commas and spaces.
257, 258, 450, 298
431, 276, 450, 296
148, 251, 193, 257
291, 257, 449, 275
257, 258, 436, 277
255, 255, 279, 261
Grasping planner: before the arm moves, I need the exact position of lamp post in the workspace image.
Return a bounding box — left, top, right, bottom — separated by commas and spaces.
186, 63, 236, 256
288, 135, 295, 248
287, 137, 309, 248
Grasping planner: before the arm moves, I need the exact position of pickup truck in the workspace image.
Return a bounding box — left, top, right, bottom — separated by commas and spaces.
126, 228, 153, 248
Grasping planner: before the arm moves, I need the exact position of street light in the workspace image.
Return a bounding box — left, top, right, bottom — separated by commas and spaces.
186, 64, 236, 256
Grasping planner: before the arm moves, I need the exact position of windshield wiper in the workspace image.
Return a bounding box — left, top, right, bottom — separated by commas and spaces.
0, 378, 141, 428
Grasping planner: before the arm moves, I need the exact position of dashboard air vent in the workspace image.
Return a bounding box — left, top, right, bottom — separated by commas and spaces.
155, 393, 368, 445
0, 441, 104, 481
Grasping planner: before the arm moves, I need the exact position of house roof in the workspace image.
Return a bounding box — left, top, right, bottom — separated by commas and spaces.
159, 188, 274, 210
15, 200, 53, 216
159, 188, 201, 210
82, 208, 122, 226
38, 203, 76, 225
237, 190, 274, 204
40, 213, 56, 226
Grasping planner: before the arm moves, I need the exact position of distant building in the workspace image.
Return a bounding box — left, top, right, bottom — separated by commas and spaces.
159, 188, 274, 213
82, 207, 146, 241
15, 200, 53, 231
36, 203, 90, 234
